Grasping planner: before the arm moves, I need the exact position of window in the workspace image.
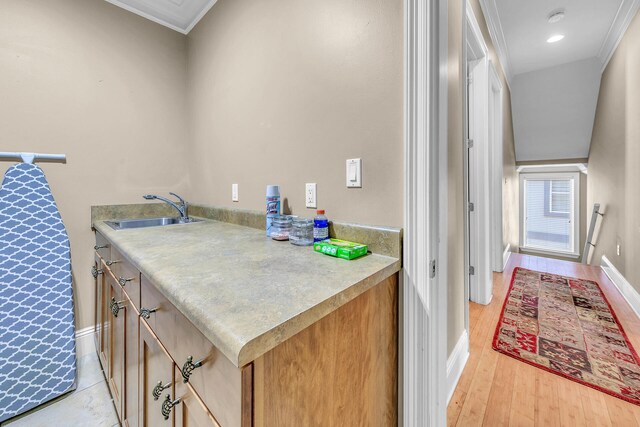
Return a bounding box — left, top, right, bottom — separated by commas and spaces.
549, 180, 571, 214
520, 172, 580, 256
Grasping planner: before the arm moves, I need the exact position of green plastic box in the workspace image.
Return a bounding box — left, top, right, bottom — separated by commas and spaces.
313, 239, 368, 260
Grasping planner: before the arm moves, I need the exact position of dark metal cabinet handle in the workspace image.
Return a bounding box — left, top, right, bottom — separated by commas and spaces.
153, 380, 172, 401
109, 298, 125, 317
91, 265, 103, 279
118, 277, 134, 287
162, 394, 180, 420
139, 307, 158, 319
181, 356, 203, 383
106, 260, 120, 266
94, 244, 108, 251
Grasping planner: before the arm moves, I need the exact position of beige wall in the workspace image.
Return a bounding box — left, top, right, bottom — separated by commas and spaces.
1, 0, 403, 332
447, 0, 518, 354
588, 10, 640, 290
185, 0, 404, 227
0, 0, 190, 330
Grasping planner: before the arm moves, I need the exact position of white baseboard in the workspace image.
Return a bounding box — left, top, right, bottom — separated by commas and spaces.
447, 330, 469, 404
601, 256, 640, 319
503, 244, 512, 270
75, 326, 94, 358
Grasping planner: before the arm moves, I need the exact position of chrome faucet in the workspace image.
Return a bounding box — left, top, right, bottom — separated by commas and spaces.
143, 192, 190, 221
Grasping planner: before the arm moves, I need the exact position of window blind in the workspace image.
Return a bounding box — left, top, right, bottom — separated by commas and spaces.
524, 177, 575, 253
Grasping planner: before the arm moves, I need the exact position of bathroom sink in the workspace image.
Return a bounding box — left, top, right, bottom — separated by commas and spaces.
105, 217, 200, 230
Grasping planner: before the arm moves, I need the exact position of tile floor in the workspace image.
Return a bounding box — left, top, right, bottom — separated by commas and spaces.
1, 352, 119, 427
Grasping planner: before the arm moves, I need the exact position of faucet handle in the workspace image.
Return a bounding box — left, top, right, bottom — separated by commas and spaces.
169, 192, 186, 206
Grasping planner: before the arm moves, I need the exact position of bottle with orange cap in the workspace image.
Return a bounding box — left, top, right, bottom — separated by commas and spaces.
313, 209, 329, 242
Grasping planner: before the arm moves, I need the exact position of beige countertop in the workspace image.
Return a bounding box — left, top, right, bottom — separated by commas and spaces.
94, 218, 401, 368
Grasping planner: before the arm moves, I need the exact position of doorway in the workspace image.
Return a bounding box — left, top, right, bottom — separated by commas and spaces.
464, 3, 504, 309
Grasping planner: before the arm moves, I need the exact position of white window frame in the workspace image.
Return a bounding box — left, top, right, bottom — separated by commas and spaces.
519, 171, 580, 258
549, 181, 571, 214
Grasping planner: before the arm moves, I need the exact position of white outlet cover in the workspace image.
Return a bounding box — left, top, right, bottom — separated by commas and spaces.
232, 183, 239, 202
305, 183, 317, 208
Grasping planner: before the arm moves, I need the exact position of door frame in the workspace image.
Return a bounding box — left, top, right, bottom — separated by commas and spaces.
403, 0, 448, 424
465, 3, 493, 307
488, 63, 504, 273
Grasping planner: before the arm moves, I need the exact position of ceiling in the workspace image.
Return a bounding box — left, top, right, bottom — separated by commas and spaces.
479, 0, 640, 161
482, 0, 640, 80
104, 0, 216, 34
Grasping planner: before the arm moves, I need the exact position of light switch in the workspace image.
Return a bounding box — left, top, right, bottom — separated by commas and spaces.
346, 158, 362, 188
232, 183, 239, 202
306, 183, 317, 208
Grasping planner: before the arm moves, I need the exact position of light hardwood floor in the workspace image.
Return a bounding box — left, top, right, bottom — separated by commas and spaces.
448, 253, 640, 426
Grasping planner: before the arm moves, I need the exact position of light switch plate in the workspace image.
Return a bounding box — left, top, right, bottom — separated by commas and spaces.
346, 158, 362, 188
232, 183, 239, 202
305, 183, 317, 208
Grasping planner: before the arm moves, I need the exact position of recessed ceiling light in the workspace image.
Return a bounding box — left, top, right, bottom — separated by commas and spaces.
547, 34, 565, 43
548, 9, 566, 24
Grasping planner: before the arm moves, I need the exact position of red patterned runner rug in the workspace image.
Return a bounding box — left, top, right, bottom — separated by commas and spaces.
493, 267, 640, 405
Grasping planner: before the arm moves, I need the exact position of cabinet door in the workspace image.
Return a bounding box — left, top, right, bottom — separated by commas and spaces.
93, 254, 104, 359
174, 366, 221, 427
98, 260, 111, 377
107, 274, 125, 419
139, 322, 175, 427
124, 297, 140, 427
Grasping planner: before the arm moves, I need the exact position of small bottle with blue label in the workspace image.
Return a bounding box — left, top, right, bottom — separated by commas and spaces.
313, 209, 329, 242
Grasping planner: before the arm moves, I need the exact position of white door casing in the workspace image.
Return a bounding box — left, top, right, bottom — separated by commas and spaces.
488, 63, 504, 273
466, 3, 493, 306
403, 0, 448, 424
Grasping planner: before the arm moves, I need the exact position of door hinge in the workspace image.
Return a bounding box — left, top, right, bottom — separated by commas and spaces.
469, 266, 475, 275
468, 202, 475, 212
467, 76, 473, 86
466, 139, 474, 148
430, 259, 437, 279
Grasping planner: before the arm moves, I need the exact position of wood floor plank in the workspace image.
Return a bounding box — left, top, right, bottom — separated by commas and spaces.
579, 386, 613, 427
482, 355, 517, 426
448, 253, 640, 426
447, 388, 466, 427
534, 370, 561, 426
508, 362, 536, 427
604, 394, 639, 426
556, 377, 587, 427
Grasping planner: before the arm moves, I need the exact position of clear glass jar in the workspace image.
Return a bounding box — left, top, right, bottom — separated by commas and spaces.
270, 215, 293, 241
290, 218, 314, 246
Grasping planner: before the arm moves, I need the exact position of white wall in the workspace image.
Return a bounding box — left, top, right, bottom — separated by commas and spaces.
511, 58, 602, 161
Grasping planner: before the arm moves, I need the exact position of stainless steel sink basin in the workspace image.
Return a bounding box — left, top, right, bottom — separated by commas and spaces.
105, 217, 201, 230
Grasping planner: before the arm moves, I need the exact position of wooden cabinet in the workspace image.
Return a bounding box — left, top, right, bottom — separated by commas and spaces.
94, 231, 398, 427
173, 366, 220, 427
124, 295, 140, 427
107, 273, 125, 419
93, 254, 104, 362
140, 276, 247, 427
139, 321, 175, 427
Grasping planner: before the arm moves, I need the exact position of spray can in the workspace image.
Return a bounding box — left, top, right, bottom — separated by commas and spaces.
266, 185, 281, 236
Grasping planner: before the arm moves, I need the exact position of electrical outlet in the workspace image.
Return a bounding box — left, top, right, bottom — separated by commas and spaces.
232, 183, 239, 202
305, 183, 317, 208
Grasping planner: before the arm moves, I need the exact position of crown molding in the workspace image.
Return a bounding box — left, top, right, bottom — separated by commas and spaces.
598, 0, 640, 72
478, 0, 513, 88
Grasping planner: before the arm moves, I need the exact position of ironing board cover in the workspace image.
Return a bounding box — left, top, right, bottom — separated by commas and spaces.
0, 163, 76, 422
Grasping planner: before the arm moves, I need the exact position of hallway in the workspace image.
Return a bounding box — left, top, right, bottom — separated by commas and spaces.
448, 253, 640, 426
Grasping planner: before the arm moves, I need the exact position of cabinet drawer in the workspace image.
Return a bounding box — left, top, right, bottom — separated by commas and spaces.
140, 275, 245, 427
94, 231, 111, 261
109, 247, 141, 309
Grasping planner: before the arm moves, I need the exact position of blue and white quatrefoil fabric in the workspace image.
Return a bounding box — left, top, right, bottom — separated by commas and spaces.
0, 163, 76, 422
